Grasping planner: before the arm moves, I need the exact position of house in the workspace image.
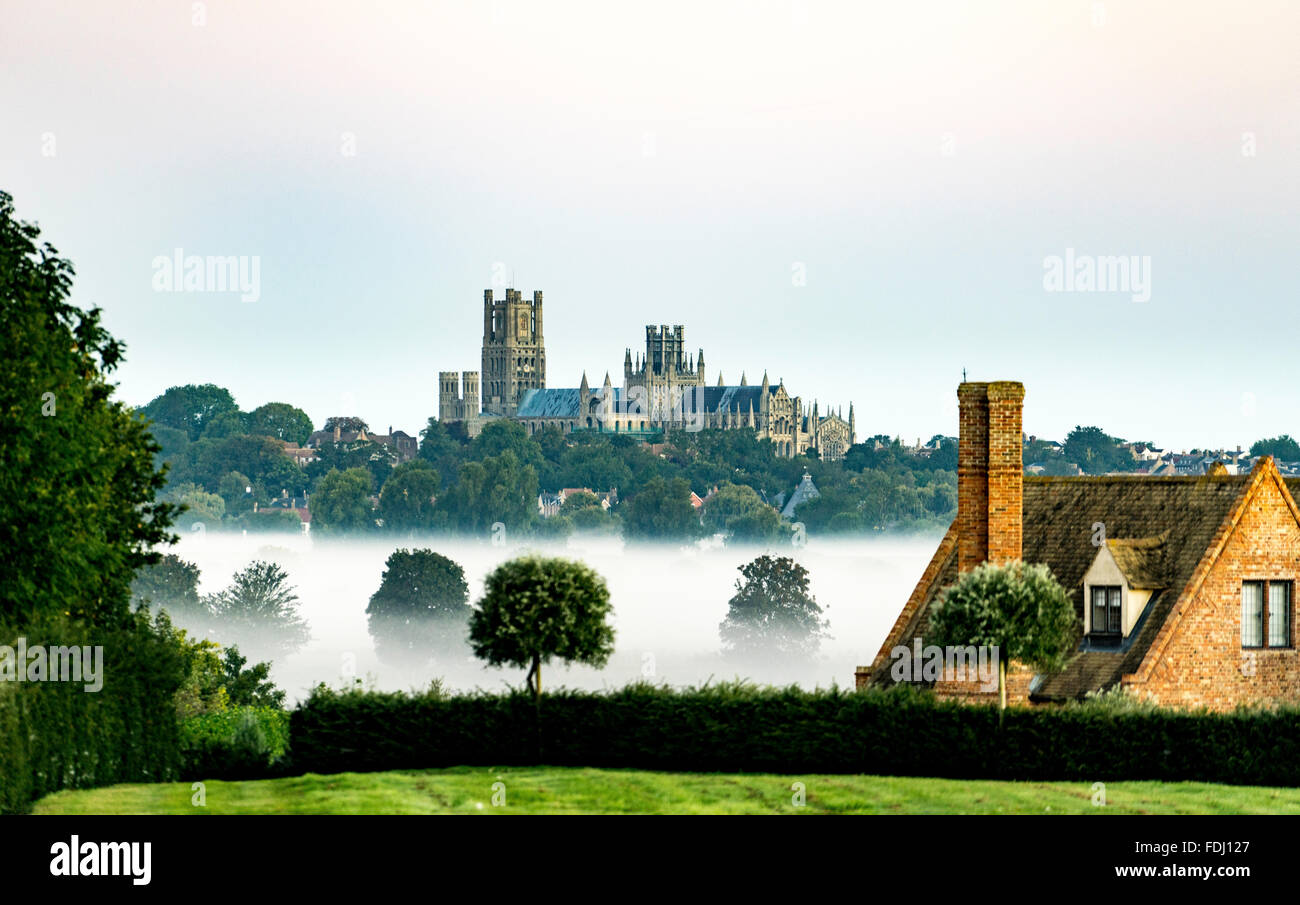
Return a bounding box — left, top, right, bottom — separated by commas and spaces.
858, 380, 1300, 711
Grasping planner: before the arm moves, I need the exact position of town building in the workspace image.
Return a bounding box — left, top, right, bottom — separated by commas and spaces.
858, 380, 1300, 711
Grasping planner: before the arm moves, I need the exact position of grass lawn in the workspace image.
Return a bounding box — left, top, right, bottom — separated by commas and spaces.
31, 767, 1300, 815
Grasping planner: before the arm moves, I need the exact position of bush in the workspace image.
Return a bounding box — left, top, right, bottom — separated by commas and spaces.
179, 706, 290, 780
287, 681, 1300, 786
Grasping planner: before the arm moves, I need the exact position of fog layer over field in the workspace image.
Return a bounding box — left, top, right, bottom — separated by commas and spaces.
171, 531, 942, 704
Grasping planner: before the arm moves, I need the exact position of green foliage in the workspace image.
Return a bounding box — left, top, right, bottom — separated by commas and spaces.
132, 553, 203, 619
1, 191, 177, 627
140, 383, 241, 442
201, 561, 311, 661
366, 549, 470, 666
246, 402, 314, 445
378, 459, 440, 532
622, 475, 701, 541
0, 610, 189, 813
310, 466, 375, 532
469, 556, 615, 698
1250, 435, 1300, 462
719, 555, 828, 659
178, 706, 290, 780
286, 681, 1300, 786
164, 481, 226, 528
322, 416, 368, 434
928, 560, 1078, 676
440, 450, 538, 534
1061, 426, 1138, 474
702, 482, 781, 542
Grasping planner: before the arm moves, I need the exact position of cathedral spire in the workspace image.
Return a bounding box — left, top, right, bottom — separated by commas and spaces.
580, 371, 589, 395
717, 372, 724, 386
740, 371, 748, 387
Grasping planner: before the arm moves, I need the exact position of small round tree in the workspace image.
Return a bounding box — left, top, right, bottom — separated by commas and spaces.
469, 555, 615, 702
719, 554, 829, 660
927, 560, 1077, 710
366, 549, 470, 666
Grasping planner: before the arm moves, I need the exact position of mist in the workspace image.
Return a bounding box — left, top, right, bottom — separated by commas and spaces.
168, 530, 941, 704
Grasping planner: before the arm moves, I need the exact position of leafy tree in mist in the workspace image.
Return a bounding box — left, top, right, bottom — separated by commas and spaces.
927, 560, 1076, 710
469, 556, 615, 703
203, 561, 311, 660
220, 645, 286, 708
719, 555, 828, 660
622, 475, 701, 541
702, 482, 781, 542
441, 450, 538, 533
1, 190, 177, 626
366, 549, 470, 666
378, 459, 440, 532
132, 553, 203, 618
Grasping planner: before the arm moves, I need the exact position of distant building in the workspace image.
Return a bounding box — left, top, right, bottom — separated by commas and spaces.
781, 470, 821, 519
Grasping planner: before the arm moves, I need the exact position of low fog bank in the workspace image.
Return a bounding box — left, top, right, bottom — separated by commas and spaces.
169, 531, 942, 704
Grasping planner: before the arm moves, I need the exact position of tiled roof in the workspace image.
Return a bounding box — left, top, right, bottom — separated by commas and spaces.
866, 469, 1263, 701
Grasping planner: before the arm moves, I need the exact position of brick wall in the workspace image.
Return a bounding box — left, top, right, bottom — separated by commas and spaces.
1132, 467, 1300, 710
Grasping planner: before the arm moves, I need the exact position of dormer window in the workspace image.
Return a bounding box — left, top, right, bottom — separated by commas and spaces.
1082, 534, 1169, 643
1090, 585, 1122, 636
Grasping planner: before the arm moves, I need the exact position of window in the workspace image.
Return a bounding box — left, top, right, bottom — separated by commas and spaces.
1090, 585, 1122, 636
1243, 580, 1292, 649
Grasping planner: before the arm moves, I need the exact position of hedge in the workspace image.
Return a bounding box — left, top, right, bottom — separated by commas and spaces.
0, 615, 186, 813
287, 681, 1300, 786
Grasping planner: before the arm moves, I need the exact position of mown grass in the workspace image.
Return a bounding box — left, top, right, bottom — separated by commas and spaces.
31, 767, 1300, 815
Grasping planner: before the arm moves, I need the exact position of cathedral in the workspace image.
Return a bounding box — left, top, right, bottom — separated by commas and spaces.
439, 289, 855, 460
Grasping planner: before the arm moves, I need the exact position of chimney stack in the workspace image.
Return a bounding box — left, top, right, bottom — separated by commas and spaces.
957, 381, 1024, 572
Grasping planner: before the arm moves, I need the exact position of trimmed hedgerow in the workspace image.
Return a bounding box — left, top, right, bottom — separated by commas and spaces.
0, 613, 187, 813
179, 706, 291, 781
286, 681, 1300, 786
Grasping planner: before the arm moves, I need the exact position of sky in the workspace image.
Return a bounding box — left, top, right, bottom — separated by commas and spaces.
3, 0, 1297, 450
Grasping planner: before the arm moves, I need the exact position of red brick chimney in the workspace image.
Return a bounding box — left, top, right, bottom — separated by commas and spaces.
957, 381, 1024, 572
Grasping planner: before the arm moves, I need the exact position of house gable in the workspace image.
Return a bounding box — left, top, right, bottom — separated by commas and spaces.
1125, 457, 1300, 708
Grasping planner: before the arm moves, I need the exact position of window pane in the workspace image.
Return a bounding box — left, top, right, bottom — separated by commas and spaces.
1108, 588, 1122, 633
1269, 582, 1290, 647
1242, 582, 1264, 647
1092, 587, 1106, 633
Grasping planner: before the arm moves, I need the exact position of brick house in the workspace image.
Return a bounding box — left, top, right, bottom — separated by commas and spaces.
857, 380, 1300, 711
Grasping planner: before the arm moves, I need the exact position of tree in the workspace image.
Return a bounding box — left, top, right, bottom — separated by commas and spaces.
1061, 426, 1136, 474
1, 191, 177, 627
322, 416, 368, 435
378, 459, 440, 532
310, 467, 375, 532
201, 408, 249, 440
622, 475, 701, 541
1250, 435, 1300, 462
164, 481, 226, 528
441, 450, 538, 533
219, 645, 286, 708
366, 549, 470, 666
247, 402, 314, 445
140, 384, 241, 442
131, 553, 202, 618
203, 561, 311, 660
719, 555, 828, 659
469, 556, 615, 703
702, 482, 781, 542
927, 560, 1077, 710
217, 470, 256, 516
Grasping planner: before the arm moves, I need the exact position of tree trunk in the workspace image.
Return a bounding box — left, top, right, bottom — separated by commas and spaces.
532, 652, 541, 705
999, 658, 1007, 712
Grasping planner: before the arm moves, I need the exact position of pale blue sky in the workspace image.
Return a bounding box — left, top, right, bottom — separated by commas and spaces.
3, 0, 1296, 449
